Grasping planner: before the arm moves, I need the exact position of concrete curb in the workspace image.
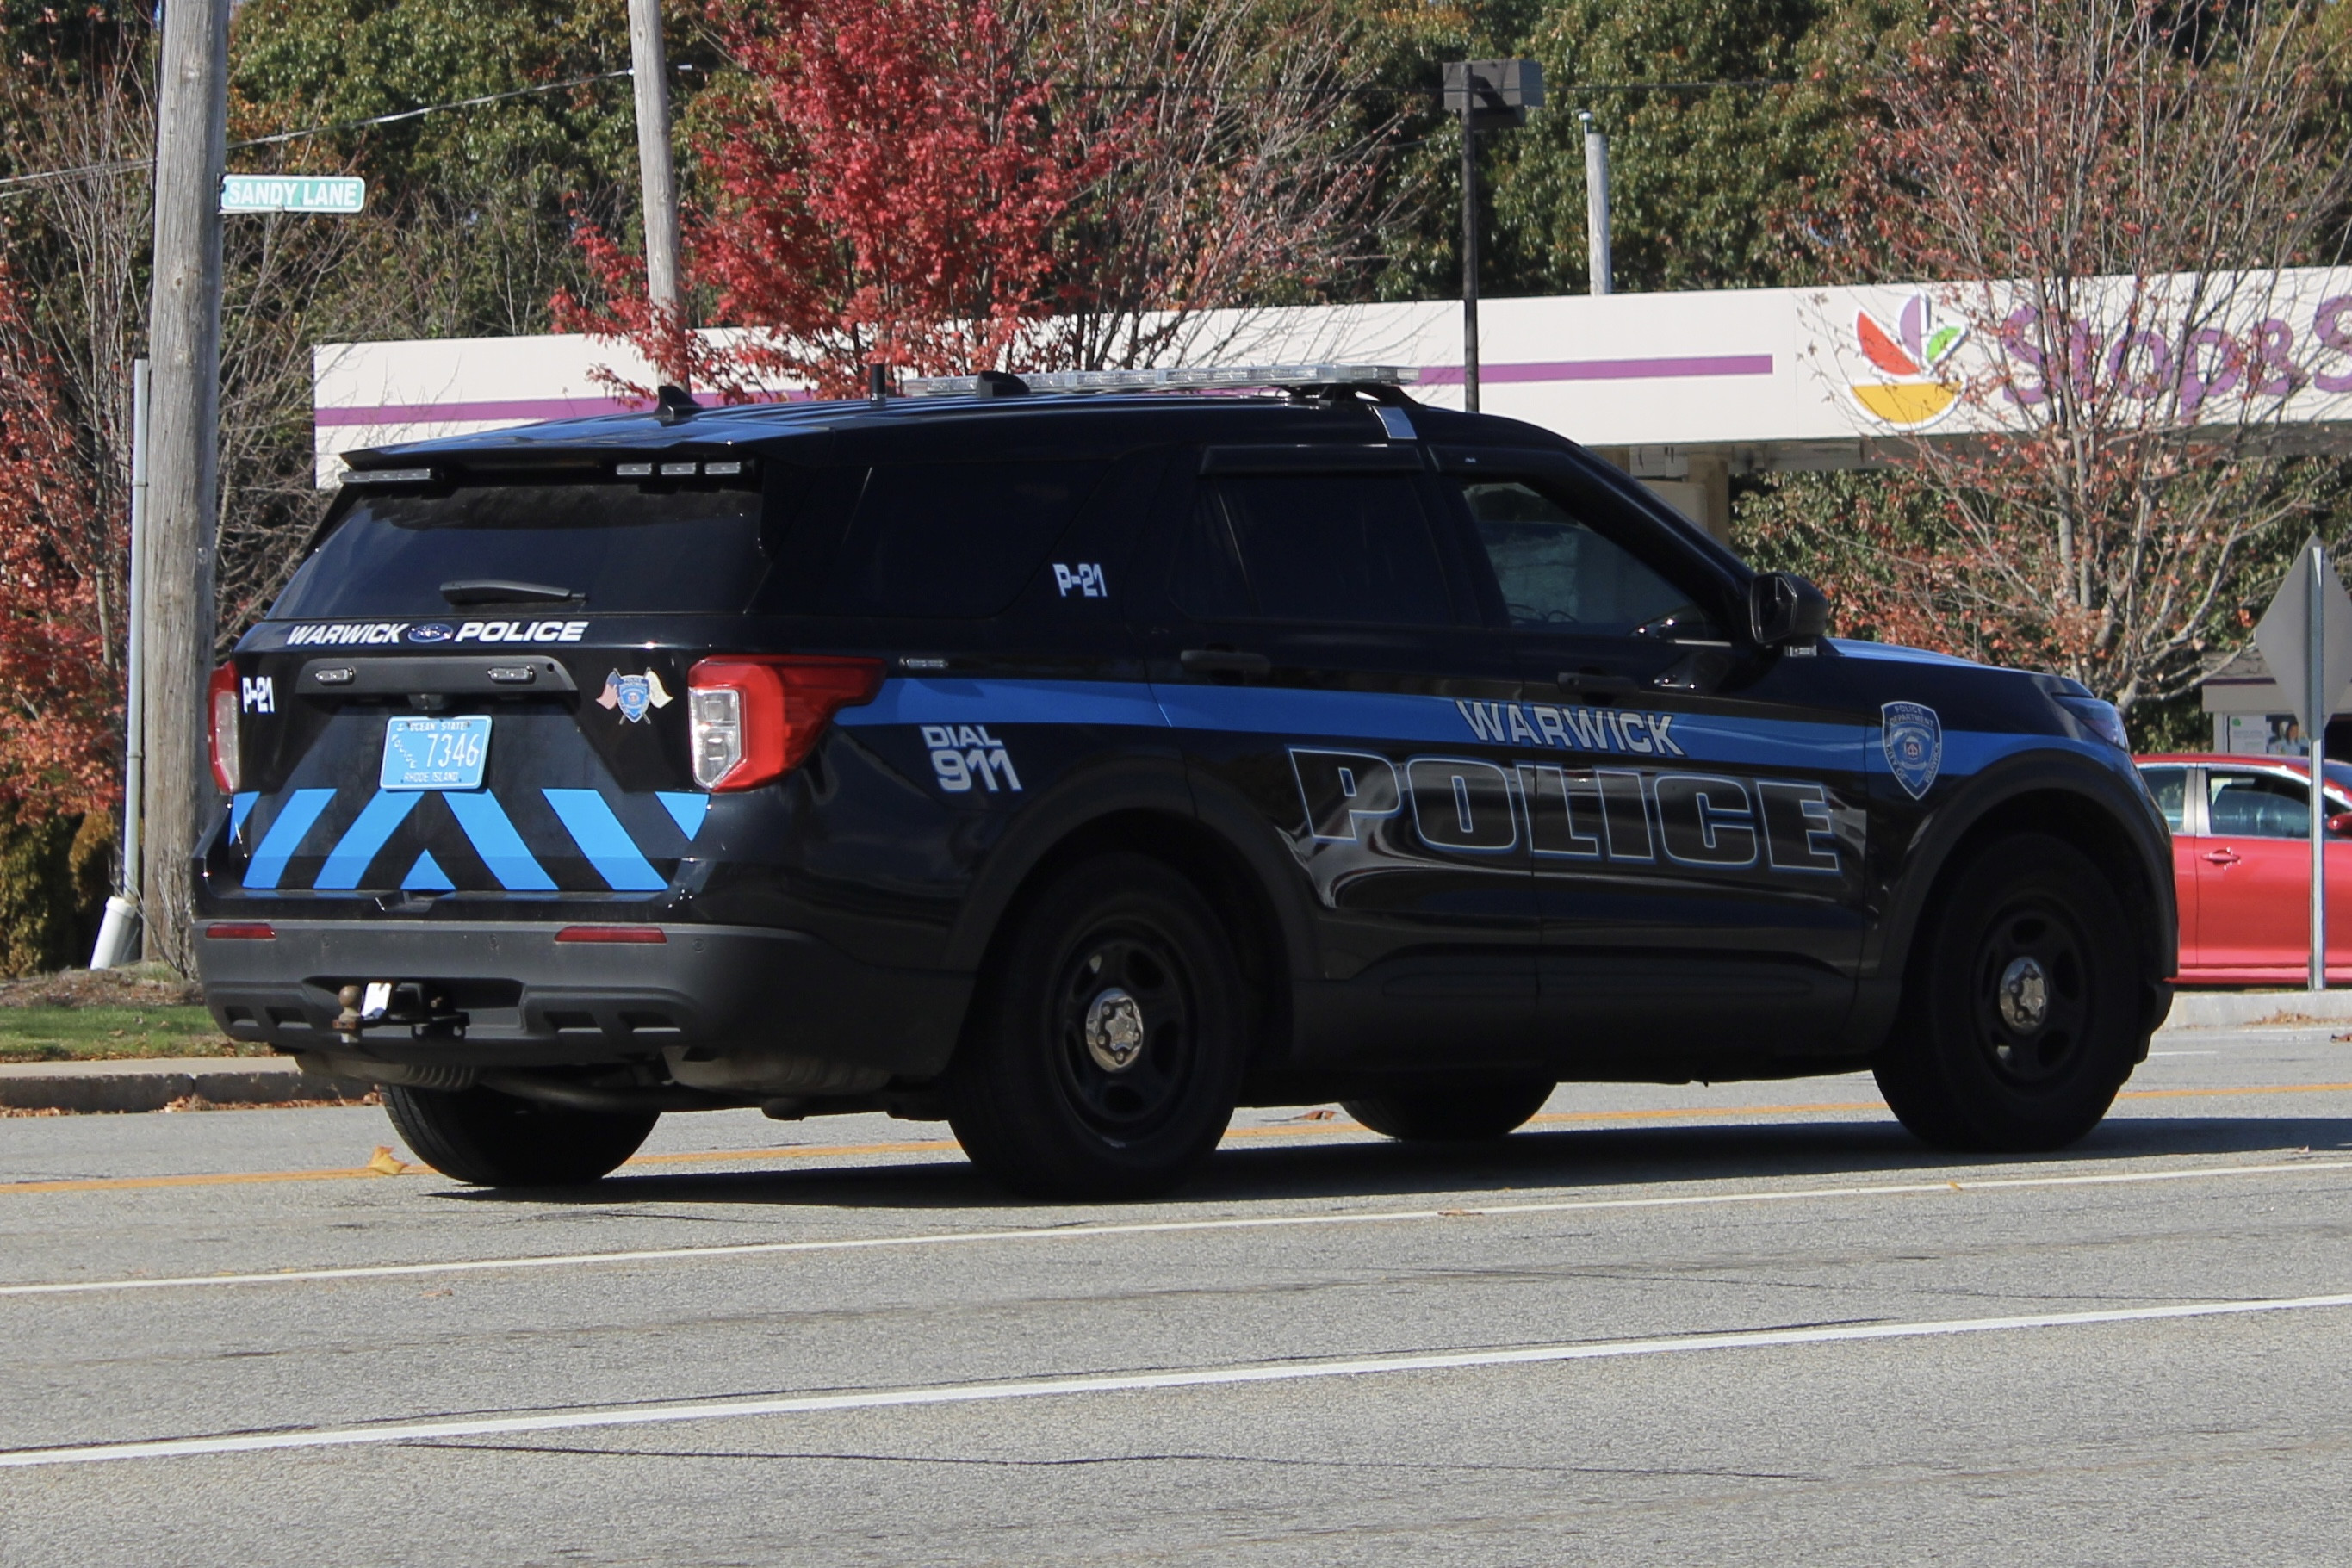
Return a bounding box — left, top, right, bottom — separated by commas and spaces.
2163, 989, 2352, 1029
0, 1057, 375, 1114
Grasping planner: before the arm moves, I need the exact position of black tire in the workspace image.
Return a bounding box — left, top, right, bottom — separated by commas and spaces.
944, 853, 1249, 1199
1874, 832, 2147, 1152
1343, 1079, 1555, 1142
382, 1084, 658, 1187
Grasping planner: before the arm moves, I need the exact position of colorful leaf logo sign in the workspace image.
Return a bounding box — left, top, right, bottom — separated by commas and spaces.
1851, 295, 1968, 427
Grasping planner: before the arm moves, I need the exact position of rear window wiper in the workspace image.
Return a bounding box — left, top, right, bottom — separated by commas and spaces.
439, 579, 583, 606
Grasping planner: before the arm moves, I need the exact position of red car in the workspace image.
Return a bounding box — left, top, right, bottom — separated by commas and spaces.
2136, 753, 2352, 984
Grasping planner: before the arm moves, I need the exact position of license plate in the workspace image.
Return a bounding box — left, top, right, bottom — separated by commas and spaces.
381, 716, 492, 791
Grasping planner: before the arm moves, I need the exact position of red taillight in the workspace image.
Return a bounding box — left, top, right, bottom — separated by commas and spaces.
208, 662, 239, 792
686, 655, 884, 791
204, 921, 275, 940
554, 925, 667, 944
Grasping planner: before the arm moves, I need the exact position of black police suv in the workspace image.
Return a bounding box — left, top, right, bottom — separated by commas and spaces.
195, 370, 2175, 1197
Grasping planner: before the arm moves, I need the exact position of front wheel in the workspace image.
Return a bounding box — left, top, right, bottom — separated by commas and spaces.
944, 853, 1250, 1199
1874, 832, 2148, 1152
382, 1084, 658, 1187
1344, 1079, 1555, 1142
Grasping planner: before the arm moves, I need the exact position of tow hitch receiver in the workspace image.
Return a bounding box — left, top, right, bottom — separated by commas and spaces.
334, 981, 468, 1042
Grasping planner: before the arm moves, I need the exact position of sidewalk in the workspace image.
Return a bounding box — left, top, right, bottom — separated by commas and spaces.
0, 1056, 375, 1114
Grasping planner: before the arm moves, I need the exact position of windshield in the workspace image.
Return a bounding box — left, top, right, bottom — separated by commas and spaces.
267, 480, 768, 620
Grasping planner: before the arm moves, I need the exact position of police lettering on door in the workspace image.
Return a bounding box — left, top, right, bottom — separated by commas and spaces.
1290, 718, 1851, 882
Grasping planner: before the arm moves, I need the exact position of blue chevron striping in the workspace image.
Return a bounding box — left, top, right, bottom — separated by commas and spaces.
313, 791, 422, 889
400, 850, 456, 891
442, 791, 558, 891
655, 791, 709, 841
241, 790, 338, 890
542, 790, 667, 891
229, 792, 259, 844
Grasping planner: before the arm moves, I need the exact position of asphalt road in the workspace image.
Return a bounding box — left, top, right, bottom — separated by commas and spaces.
2, 1025, 2350, 1565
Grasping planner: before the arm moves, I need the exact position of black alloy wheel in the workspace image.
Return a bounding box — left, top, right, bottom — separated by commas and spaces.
1875, 832, 2148, 1152
945, 852, 1249, 1199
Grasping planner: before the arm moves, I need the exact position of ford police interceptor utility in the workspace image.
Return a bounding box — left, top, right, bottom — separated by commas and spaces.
195, 367, 2176, 1197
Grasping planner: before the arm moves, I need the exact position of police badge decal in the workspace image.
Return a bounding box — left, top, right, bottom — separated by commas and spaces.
596, 670, 673, 723
1882, 701, 1943, 799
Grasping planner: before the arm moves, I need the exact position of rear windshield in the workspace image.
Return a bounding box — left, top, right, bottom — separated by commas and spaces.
267, 481, 767, 620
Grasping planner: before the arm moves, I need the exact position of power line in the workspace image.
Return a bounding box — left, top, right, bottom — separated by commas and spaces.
0, 66, 636, 195
0, 69, 1823, 198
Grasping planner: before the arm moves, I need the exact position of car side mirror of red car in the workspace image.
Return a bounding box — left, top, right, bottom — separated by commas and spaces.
2328, 811, 2352, 837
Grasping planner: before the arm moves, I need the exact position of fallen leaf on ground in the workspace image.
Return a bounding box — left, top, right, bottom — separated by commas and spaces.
365, 1146, 412, 1176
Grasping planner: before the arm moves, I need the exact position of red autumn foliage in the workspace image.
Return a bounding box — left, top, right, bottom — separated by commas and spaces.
555, 0, 1125, 399
0, 258, 115, 818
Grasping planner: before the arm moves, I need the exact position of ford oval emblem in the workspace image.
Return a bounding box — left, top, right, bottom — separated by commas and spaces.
406, 623, 455, 645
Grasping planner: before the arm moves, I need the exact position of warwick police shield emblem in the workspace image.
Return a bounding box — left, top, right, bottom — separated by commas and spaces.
596, 669, 673, 724
1882, 701, 1942, 799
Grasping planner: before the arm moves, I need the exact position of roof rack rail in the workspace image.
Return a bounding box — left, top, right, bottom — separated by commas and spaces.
900, 364, 1421, 398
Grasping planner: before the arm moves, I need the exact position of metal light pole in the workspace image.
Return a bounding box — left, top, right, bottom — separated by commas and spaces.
1443, 60, 1544, 414
90, 359, 149, 970
2312, 542, 2330, 991
1581, 110, 1612, 296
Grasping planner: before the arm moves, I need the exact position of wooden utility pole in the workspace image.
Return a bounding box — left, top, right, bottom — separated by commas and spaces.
142, 0, 229, 970
628, 0, 682, 346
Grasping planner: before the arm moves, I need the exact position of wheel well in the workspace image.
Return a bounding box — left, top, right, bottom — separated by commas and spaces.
1902, 789, 2168, 1020
957, 810, 1294, 1070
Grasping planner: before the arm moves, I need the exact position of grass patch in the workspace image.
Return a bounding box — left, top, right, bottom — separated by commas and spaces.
0, 1005, 254, 1063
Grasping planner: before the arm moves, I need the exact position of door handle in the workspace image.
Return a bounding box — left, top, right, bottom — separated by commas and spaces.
2202, 848, 2242, 866
1179, 648, 1272, 678
1556, 671, 1638, 700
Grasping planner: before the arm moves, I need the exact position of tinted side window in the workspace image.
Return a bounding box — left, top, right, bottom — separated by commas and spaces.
1457, 480, 1711, 636
2138, 765, 2188, 832
1175, 473, 1451, 626
827, 461, 1105, 617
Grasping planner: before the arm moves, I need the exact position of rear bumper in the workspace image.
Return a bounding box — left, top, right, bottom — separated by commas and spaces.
195, 920, 969, 1075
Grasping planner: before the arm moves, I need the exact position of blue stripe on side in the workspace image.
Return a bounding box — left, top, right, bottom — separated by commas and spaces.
443, 792, 559, 891
241, 789, 338, 889
229, 792, 259, 844
838, 678, 1169, 729
312, 791, 422, 889
1907, 729, 2112, 782
542, 790, 667, 891
655, 791, 709, 841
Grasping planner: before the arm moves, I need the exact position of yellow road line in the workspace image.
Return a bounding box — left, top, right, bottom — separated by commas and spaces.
4, 1080, 2349, 1198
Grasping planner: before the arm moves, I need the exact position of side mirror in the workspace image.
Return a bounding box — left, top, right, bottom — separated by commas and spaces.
2329, 811, 2352, 837
1749, 572, 1829, 647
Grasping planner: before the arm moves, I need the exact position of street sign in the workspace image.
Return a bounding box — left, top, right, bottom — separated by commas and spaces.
220, 175, 367, 215
2252, 536, 2352, 990
2254, 536, 2352, 736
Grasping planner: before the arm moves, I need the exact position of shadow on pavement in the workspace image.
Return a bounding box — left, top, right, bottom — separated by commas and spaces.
434, 1112, 2352, 1212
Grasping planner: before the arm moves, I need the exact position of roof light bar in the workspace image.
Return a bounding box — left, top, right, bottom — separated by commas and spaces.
341, 468, 436, 486
901, 365, 1421, 398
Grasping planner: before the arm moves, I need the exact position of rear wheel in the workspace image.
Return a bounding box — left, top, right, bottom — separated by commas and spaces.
382, 1084, 658, 1187
1874, 832, 2146, 1152
1344, 1079, 1555, 1142
944, 853, 1249, 1199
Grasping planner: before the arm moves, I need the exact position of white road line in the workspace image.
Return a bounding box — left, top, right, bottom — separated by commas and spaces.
6, 1291, 2349, 1471
3, 1157, 2348, 1302
2150, 1050, 2220, 1057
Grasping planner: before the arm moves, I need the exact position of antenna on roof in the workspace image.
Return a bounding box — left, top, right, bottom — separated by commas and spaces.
655, 384, 701, 425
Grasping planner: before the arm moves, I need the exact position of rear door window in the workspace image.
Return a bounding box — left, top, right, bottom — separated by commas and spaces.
269, 480, 766, 619
2138, 765, 2188, 832
825, 461, 1105, 617
2206, 770, 2309, 837
1175, 473, 1453, 626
